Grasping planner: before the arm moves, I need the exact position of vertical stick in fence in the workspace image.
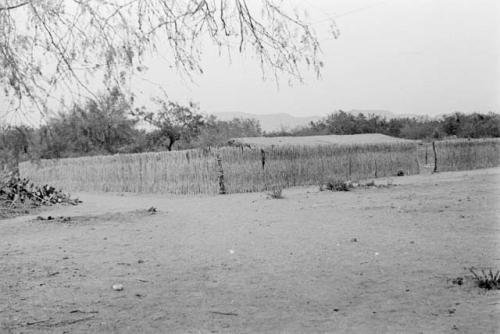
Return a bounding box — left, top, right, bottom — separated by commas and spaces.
138, 155, 143, 192
432, 141, 438, 173
374, 159, 378, 178
348, 156, 352, 180
216, 154, 226, 194
425, 145, 428, 165
261, 149, 266, 170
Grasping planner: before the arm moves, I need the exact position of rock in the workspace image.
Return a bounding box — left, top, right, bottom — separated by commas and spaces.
112, 284, 124, 291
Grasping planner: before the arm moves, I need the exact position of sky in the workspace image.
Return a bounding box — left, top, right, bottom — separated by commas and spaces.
134, 0, 499, 118
1, 0, 499, 124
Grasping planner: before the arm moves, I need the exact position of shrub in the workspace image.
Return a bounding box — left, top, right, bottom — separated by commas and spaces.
267, 185, 284, 199
325, 179, 352, 192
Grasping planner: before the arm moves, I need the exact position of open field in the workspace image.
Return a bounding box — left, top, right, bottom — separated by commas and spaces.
1, 168, 499, 333
19, 138, 500, 195
230, 134, 416, 147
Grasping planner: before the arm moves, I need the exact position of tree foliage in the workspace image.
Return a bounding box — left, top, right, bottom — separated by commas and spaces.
0, 87, 264, 165
139, 101, 206, 151
0, 0, 326, 116
266, 111, 500, 140
0, 124, 32, 169
38, 87, 137, 158
195, 115, 262, 148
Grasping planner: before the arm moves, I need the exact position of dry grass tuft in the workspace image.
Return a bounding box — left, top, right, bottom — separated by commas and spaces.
267, 185, 284, 199
469, 268, 500, 290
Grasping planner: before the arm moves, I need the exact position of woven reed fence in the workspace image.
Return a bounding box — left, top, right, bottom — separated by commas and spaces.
20, 142, 420, 195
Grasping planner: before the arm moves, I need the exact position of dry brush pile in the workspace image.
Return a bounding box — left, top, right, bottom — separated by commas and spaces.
1, 171, 81, 219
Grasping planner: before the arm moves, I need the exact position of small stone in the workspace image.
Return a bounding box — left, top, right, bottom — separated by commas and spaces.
350, 238, 358, 243
112, 284, 124, 291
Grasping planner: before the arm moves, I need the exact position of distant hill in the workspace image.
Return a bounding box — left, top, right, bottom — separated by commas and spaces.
213, 112, 322, 133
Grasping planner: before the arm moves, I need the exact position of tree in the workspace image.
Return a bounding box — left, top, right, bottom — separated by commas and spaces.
141, 101, 205, 151
0, 125, 32, 169
39, 87, 138, 158
195, 115, 262, 147
0, 1, 329, 116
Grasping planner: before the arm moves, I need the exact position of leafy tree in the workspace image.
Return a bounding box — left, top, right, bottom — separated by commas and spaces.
140, 101, 205, 151
440, 112, 500, 138
0, 125, 32, 170
39, 87, 138, 158
196, 116, 262, 148
0, 1, 328, 116
441, 113, 461, 137
266, 111, 499, 140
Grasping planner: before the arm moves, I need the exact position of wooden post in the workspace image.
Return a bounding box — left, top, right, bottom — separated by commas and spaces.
348, 157, 352, 180
425, 145, 428, 165
432, 141, 438, 173
261, 149, 266, 170
216, 154, 226, 194
374, 159, 378, 178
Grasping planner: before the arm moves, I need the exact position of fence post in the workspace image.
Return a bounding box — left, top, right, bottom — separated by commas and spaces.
425, 145, 428, 165
432, 141, 438, 173
261, 149, 266, 170
216, 154, 226, 194
374, 159, 378, 178
348, 157, 352, 180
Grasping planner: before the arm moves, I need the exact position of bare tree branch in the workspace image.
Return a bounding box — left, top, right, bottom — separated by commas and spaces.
0, 0, 329, 118
0, 1, 30, 12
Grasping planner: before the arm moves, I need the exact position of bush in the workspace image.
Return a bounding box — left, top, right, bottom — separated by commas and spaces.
325, 179, 352, 192
267, 185, 284, 199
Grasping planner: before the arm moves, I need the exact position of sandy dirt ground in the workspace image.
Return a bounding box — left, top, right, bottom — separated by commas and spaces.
1, 168, 499, 333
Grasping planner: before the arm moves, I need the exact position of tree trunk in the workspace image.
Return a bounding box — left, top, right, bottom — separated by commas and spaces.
166, 137, 176, 151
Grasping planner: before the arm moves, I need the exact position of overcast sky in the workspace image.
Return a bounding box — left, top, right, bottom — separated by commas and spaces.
135, 0, 499, 118
1, 0, 499, 124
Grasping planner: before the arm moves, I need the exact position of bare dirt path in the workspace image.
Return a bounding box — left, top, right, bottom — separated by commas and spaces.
1, 169, 499, 333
